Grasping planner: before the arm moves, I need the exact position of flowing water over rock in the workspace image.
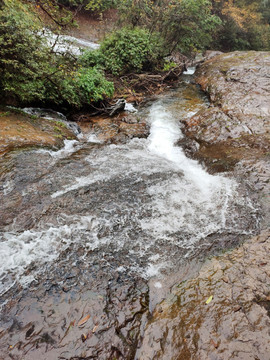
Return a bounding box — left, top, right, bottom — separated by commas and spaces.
42, 29, 100, 56
0, 79, 260, 359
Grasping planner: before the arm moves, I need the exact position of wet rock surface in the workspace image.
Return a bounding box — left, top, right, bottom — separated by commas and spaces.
76, 113, 149, 144
0, 255, 148, 360
138, 230, 270, 360
183, 51, 270, 149
0, 60, 268, 360
138, 51, 270, 359
0, 109, 76, 156
182, 51, 270, 227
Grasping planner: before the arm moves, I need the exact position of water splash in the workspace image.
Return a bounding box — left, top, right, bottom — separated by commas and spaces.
0, 86, 259, 295
41, 29, 99, 56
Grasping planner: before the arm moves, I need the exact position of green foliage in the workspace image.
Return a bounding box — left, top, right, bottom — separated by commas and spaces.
37, 66, 114, 107
85, 0, 116, 12
0, 0, 114, 107
79, 48, 104, 68
117, 0, 269, 53
211, 0, 270, 51
75, 67, 114, 102
0, 0, 48, 102
57, 0, 116, 12
99, 28, 165, 75
79, 28, 165, 75
117, 0, 221, 54
162, 0, 222, 54
163, 61, 177, 72
100, 28, 161, 75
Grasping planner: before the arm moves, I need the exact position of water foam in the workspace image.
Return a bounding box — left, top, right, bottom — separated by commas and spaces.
42, 29, 99, 56
0, 214, 112, 293
183, 67, 196, 75
124, 102, 138, 113
0, 89, 258, 294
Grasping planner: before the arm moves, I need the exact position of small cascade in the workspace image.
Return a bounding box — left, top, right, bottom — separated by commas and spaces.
0, 82, 259, 297
41, 29, 99, 55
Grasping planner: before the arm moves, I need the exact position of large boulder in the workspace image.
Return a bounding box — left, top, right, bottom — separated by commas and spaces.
183, 51, 270, 147
182, 51, 270, 227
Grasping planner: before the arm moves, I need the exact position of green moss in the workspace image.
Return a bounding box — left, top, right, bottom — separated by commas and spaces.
54, 126, 62, 133
0, 111, 11, 117
54, 121, 67, 128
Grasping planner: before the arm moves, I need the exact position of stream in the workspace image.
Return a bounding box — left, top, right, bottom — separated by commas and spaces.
0, 75, 260, 359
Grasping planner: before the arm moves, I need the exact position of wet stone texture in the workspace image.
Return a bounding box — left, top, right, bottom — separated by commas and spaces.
182, 51, 270, 151
0, 255, 149, 360
181, 51, 270, 227
0, 53, 269, 360
0, 109, 76, 156
137, 231, 270, 360
76, 113, 149, 144
139, 50, 270, 359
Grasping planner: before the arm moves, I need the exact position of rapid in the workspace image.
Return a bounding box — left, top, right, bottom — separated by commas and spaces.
0, 76, 259, 299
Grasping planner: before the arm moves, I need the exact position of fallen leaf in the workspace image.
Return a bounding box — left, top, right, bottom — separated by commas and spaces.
206, 296, 213, 305
92, 324, 98, 333
233, 305, 241, 312
210, 339, 218, 348
78, 314, 90, 327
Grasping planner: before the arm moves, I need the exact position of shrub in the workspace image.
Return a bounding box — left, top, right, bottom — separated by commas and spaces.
117, 0, 221, 55
0, 0, 49, 103
98, 28, 165, 75
0, 0, 114, 108
75, 67, 114, 103
79, 49, 104, 69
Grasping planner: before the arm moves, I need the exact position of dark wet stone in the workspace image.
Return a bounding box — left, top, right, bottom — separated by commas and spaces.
138, 231, 270, 360
182, 51, 270, 156
0, 256, 149, 360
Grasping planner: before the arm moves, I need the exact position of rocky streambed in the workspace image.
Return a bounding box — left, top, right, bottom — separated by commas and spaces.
0, 52, 269, 360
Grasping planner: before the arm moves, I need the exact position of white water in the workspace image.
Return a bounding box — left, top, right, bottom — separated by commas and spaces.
0, 92, 258, 296
42, 29, 99, 55
124, 102, 138, 113
183, 67, 196, 75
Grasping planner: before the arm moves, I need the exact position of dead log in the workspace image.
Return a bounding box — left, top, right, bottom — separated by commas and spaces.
109, 99, 126, 116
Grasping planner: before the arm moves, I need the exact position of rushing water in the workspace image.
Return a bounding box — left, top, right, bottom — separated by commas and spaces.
0, 80, 259, 298
41, 29, 100, 55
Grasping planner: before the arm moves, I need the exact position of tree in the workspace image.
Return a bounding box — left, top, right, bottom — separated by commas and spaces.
118, 0, 222, 54
0, 0, 114, 107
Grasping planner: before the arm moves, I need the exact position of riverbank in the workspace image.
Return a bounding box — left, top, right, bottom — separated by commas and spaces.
182, 51, 270, 228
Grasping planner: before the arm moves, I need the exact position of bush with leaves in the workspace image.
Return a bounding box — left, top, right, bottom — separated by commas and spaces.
57, 0, 116, 12
0, 0, 49, 103
75, 67, 114, 104
80, 28, 165, 75
0, 0, 114, 107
